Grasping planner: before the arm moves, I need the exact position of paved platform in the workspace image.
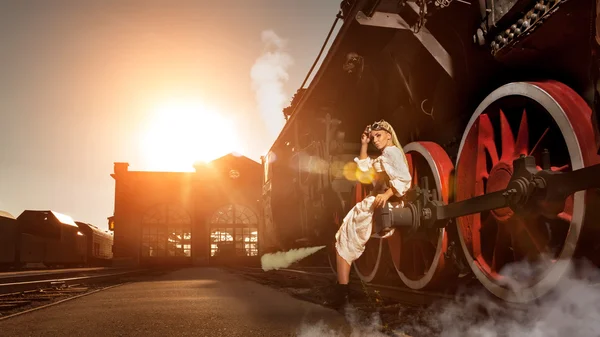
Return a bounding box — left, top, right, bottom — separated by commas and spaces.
0, 267, 351, 336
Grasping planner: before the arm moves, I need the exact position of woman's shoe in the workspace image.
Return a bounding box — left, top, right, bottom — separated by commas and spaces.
323, 283, 350, 309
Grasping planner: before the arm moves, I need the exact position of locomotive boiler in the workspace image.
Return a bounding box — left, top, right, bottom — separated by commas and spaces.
261, 0, 600, 303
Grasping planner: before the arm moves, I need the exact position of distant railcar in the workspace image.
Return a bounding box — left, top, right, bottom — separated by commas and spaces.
0, 210, 115, 270
76, 221, 114, 266
0, 212, 19, 269
17, 210, 87, 267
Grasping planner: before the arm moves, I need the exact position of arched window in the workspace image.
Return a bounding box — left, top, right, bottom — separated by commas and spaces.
141, 203, 192, 258
209, 204, 258, 257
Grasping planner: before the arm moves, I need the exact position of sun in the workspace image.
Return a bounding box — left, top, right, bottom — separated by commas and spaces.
141, 100, 239, 171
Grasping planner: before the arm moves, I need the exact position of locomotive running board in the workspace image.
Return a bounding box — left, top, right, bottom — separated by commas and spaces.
354, 10, 454, 78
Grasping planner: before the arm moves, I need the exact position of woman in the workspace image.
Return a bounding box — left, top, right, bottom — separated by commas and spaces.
327, 119, 412, 307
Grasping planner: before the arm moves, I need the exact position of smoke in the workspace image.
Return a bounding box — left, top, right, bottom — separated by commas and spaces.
295, 258, 600, 337
297, 306, 394, 337
250, 30, 294, 141
261, 245, 325, 271
394, 265, 600, 337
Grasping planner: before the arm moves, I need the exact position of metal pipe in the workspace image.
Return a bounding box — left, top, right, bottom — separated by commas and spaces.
376, 161, 600, 233
429, 162, 600, 224
538, 164, 600, 201
375, 205, 415, 234
435, 190, 508, 220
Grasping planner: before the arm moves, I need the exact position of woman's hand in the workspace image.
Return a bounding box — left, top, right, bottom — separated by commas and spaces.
373, 193, 390, 208
361, 126, 371, 145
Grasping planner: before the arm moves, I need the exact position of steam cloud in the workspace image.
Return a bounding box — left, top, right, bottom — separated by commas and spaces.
261, 245, 325, 271
298, 306, 392, 337
250, 30, 294, 141
296, 259, 600, 337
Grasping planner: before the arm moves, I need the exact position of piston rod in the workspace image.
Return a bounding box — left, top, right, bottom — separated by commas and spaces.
374, 156, 600, 234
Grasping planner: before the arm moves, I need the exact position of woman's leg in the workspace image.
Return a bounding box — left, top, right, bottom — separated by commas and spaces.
323, 249, 351, 308
336, 251, 351, 284
334, 195, 374, 286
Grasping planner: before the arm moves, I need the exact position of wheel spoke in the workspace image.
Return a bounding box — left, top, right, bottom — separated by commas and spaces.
553, 164, 569, 172
509, 217, 547, 261
389, 231, 401, 267
418, 243, 429, 273
411, 242, 418, 275
515, 109, 529, 157
499, 109, 516, 162
491, 224, 513, 273
556, 212, 572, 223
529, 127, 549, 156
479, 115, 499, 177
536, 165, 570, 172
523, 218, 551, 258
460, 114, 498, 184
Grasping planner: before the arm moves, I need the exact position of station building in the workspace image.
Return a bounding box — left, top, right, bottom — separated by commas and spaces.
108, 153, 263, 266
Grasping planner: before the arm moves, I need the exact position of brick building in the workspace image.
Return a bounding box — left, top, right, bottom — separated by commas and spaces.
109, 153, 263, 266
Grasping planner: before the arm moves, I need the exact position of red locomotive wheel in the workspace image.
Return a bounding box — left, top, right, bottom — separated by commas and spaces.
455, 81, 600, 303
387, 141, 458, 290
352, 182, 391, 282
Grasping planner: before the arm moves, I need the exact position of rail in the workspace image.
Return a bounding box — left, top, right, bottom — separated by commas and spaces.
0, 268, 146, 296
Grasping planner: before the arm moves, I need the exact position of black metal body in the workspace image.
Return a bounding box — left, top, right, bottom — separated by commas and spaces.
380, 160, 600, 233
260, 0, 600, 253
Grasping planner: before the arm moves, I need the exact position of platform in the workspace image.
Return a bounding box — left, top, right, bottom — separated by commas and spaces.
0, 267, 351, 336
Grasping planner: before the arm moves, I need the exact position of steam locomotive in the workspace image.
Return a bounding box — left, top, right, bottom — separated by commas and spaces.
0, 210, 113, 270
261, 0, 600, 303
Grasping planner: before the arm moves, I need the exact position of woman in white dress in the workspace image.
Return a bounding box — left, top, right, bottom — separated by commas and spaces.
328, 120, 412, 307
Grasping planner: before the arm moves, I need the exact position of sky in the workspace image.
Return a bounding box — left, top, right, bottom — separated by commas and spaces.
0, 0, 342, 230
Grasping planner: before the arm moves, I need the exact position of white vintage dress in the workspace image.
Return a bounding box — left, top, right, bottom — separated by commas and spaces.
335, 145, 412, 265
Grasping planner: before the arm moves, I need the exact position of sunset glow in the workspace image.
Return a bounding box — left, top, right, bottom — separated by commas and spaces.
141, 100, 240, 171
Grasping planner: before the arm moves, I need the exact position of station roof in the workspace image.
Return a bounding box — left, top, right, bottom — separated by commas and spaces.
0, 211, 15, 219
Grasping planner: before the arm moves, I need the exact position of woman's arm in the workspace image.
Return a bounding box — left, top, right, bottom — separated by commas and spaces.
355, 126, 373, 171
373, 187, 395, 208
358, 134, 369, 160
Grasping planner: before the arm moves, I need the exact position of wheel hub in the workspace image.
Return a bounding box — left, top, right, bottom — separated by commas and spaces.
486, 161, 514, 221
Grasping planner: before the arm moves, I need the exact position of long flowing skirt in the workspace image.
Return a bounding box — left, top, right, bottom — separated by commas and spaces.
334, 195, 395, 265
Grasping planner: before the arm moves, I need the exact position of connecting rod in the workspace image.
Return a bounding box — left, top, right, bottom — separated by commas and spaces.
374, 155, 600, 234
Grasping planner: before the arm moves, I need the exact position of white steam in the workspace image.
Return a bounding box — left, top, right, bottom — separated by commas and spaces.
250, 30, 294, 141
395, 262, 600, 337
295, 259, 600, 337
297, 306, 407, 337
261, 245, 325, 271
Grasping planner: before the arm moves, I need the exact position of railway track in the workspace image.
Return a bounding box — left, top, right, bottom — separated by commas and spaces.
0, 268, 152, 320
230, 266, 455, 306
226, 266, 453, 336
0, 267, 123, 285
226, 265, 600, 336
